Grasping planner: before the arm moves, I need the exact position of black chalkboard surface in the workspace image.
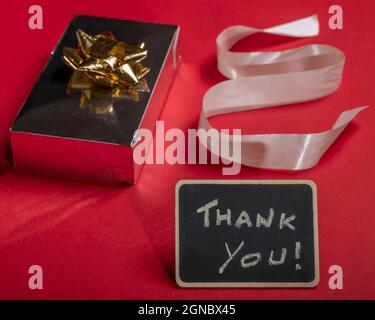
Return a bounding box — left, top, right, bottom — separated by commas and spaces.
175, 180, 319, 287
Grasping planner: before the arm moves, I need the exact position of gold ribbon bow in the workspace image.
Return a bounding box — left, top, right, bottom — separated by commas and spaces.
62, 30, 150, 113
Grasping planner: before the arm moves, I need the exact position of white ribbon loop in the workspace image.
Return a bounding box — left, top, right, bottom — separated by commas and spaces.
199, 15, 367, 171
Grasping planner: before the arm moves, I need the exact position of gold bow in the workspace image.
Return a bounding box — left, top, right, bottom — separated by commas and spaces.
62, 30, 150, 113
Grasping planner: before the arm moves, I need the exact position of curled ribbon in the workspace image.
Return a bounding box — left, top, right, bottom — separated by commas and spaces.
62, 30, 150, 113
199, 15, 368, 170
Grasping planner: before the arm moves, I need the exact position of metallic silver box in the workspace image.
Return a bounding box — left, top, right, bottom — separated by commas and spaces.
11, 15, 179, 184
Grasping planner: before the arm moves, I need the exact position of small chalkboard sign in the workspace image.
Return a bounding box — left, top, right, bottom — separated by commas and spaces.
175, 180, 319, 287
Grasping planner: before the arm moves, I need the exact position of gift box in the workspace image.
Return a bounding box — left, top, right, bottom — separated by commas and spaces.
10, 15, 179, 184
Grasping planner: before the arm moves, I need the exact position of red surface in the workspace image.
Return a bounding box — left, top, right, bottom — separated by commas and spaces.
0, 0, 374, 299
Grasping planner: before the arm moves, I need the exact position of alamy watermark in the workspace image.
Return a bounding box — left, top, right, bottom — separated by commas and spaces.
27, 4, 344, 31
133, 121, 242, 175
28, 265, 43, 290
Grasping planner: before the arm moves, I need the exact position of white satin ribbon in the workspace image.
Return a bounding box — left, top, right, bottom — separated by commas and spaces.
198, 15, 367, 170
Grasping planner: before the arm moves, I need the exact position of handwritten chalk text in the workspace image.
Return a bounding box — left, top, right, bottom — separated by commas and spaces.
219, 241, 301, 274
196, 199, 296, 230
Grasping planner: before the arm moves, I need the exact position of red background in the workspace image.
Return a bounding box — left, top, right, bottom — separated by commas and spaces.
0, 0, 374, 299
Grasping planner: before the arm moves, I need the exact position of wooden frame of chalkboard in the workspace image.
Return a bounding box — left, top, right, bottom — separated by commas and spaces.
175, 180, 319, 288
